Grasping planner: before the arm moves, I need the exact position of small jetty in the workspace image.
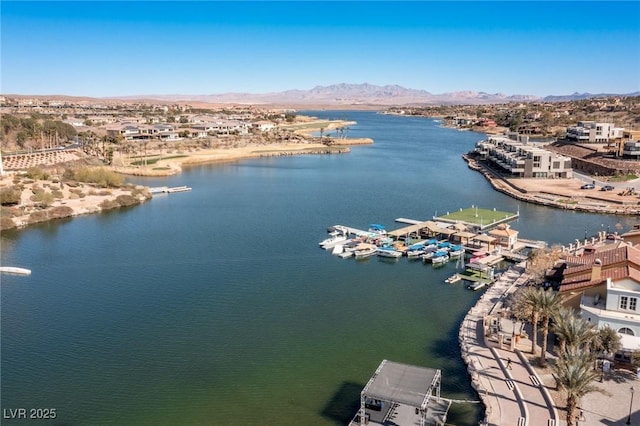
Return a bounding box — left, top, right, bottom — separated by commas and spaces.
150, 185, 192, 194
0, 266, 32, 276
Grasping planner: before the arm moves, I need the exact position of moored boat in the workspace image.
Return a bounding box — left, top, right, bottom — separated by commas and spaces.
319, 234, 347, 249
430, 251, 449, 264
445, 274, 462, 284
448, 245, 465, 257
354, 243, 377, 259
376, 246, 403, 259
468, 281, 486, 291
0, 266, 32, 275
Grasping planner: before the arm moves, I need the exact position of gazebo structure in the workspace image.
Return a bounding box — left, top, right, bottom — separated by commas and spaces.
352, 360, 450, 426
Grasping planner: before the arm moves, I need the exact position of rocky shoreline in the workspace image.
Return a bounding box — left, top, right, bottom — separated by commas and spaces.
463, 154, 640, 216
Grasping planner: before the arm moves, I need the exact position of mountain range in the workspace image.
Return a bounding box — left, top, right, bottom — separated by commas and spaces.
113, 83, 639, 106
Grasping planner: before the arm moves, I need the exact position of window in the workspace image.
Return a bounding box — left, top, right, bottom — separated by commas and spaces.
620, 296, 628, 310
619, 296, 637, 311
619, 327, 635, 336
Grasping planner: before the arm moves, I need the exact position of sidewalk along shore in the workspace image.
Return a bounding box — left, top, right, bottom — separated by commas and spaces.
459, 264, 559, 426
463, 154, 640, 216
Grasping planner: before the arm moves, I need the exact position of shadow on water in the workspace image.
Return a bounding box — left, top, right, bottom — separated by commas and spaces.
426, 309, 484, 425
320, 381, 363, 425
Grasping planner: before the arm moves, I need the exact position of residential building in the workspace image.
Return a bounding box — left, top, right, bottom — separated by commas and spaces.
474, 136, 573, 178
551, 242, 640, 359
580, 276, 640, 357
565, 121, 625, 143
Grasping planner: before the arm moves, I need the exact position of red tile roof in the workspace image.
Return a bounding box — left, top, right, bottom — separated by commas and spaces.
558, 245, 640, 292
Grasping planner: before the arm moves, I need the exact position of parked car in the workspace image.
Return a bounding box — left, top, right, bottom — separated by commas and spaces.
601, 185, 615, 191
581, 183, 595, 189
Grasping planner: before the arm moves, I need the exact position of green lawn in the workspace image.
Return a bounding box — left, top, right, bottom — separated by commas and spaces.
437, 207, 517, 225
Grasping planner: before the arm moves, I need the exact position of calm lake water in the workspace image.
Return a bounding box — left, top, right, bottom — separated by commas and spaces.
1, 112, 633, 425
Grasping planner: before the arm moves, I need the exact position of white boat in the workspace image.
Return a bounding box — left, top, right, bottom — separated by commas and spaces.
469, 281, 486, 291
376, 247, 403, 258
449, 245, 465, 257
445, 274, 462, 284
0, 266, 32, 276
431, 251, 450, 264
406, 249, 425, 259
319, 234, 347, 249
421, 248, 438, 262
354, 243, 377, 259
332, 245, 344, 256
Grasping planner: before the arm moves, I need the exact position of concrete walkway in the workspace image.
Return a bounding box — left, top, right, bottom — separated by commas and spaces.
459, 264, 640, 425
460, 264, 559, 426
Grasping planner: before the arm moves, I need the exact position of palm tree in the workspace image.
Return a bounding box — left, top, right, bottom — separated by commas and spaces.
552, 350, 607, 426
592, 326, 623, 361
538, 289, 562, 366
552, 307, 596, 357
514, 286, 544, 356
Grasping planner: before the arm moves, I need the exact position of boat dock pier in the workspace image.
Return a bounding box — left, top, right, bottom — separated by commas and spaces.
150, 186, 192, 195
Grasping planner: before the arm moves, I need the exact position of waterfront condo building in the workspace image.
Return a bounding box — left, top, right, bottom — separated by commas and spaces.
474, 136, 573, 178
565, 121, 625, 143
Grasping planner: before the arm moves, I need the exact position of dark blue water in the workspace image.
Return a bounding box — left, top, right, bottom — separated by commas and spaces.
1, 112, 630, 425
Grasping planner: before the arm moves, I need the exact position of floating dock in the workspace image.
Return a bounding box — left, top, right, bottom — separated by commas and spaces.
150, 186, 192, 194
434, 206, 519, 232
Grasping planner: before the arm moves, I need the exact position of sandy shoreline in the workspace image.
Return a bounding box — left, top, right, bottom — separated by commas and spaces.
111, 139, 373, 177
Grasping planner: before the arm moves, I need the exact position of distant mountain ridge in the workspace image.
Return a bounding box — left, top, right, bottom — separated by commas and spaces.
110, 83, 639, 105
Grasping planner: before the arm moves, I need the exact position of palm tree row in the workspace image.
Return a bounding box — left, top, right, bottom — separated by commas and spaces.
511, 286, 622, 426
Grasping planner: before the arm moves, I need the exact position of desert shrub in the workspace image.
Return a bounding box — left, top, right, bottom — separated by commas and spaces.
68, 193, 79, 200
31, 191, 55, 206
99, 199, 119, 210
115, 194, 137, 207
68, 167, 124, 188
0, 187, 22, 206
0, 216, 16, 230
28, 210, 49, 223
26, 167, 49, 180
51, 190, 64, 199
49, 206, 74, 219
1, 206, 19, 218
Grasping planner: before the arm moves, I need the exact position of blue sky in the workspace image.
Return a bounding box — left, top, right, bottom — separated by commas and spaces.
1, 1, 639, 97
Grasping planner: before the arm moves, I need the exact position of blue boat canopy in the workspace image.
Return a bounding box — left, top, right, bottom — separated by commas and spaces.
426, 239, 438, 245
369, 224, 385, 230
408, 243, 425, 250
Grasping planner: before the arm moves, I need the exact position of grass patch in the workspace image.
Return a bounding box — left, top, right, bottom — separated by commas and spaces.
131, 155, 187, 166
609, 174, 638, 182
437, 207, 517, 226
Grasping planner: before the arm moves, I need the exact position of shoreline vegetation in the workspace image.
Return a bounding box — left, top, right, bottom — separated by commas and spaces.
0, 118, 373, 230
